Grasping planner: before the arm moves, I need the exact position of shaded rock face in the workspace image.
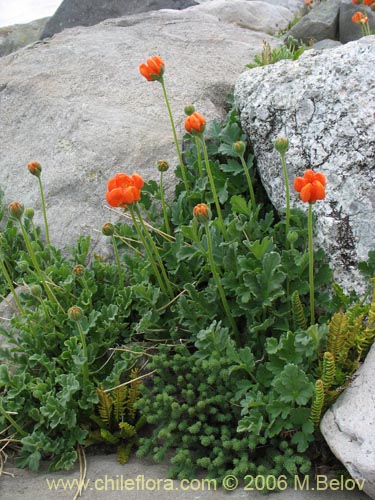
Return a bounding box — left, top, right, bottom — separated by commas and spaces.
41, 0, 197, 39
339, 0, 375, 43
288, 0, 340, 44
0, 18, 49, 57
0, 8, 280, 256
320, 343, 375, 500
234, 36, 375, 296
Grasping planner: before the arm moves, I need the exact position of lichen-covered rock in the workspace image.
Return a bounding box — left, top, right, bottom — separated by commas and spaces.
320, 343, 375, 500
0, 9, 280, 255
234, 36, 375, 296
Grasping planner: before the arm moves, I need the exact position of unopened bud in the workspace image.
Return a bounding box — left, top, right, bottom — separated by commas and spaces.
184, 104, 195, 116
68, 306, 84, 322
73, 264, 84, 276
27, 161, 42, 177
30, 284, 42, 297
18, 260, 30, 272
193, 203, 210, 224
102, 223, 115, 236
274, 138, 289, 154
287, 230, 298, 245
157, 160, 169, 172
8, 202, 24, 220
232, 141, 246, 156
24, 207, 35, 219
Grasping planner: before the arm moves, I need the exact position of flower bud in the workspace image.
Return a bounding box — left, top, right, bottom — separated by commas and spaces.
232, 141, 246, 156
184, 104, 195, 116
68, 306, 84, 322
185, 112, 206, 135
274, 138, 289, 155
27, 161, 42, 177
193, 203, 210, 224
73, 264, 84, 276
24, 207, 35, 219
30, 284, 42, 297
287, 231, 298, 245
102, 223, 115, 236
157, 160, 169, 172
18, 260, 30, 272
8, 202, 24, 219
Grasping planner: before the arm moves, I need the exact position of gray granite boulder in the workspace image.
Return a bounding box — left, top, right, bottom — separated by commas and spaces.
41, 0, 197, 39
288, 0, 340, 44
186, 0, 294, 34
0, 18, 49, 57
0, 8, 280, 256
312, 38, 342, 50
339, 0, 375, 43
196, 0, 304, 16
234, 36, 375, 296
321, 342, 375, 500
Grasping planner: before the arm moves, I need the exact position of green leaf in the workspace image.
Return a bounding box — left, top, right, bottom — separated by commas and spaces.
100, 428, 119, 444
272, 364, 314, 405
230, 195, 250, 216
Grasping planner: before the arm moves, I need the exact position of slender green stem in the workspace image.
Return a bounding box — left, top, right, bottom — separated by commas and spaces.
77, 321, 89, 383
159, 172, 171, 235
308, 203, 315, 325
194, 137, 203, 179
128, 206, 168, 296
134, 204, 173, 299
111, 235, 124, 288
160, 79, 189, 192
38, 176, 50, 245
280, 151, 291, 240
31, 220, 39, 243
0, 258, 24, 313
239, 154, 256, 211
205, 224, 239, 342
19, 220, 64, 313
0, 404, 27, 437
200, 138, 227, 239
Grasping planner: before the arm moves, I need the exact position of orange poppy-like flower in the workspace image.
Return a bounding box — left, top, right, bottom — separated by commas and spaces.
193, 203, 210, 223
293, 169, 326, 204
139, 56, 165, 82
105, 173, 144, 207
185, 112, 206, 135
352, 11, 368, 23
364, 0, 373, 5
352, 0, 360, 4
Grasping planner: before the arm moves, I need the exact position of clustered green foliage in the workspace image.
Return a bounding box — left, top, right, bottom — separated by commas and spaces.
0, 97, 374, 486
246, 36, 308, 69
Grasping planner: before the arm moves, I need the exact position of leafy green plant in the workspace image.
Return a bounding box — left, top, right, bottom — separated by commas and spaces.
246, 37, 308, 69
85, 368, 146, 464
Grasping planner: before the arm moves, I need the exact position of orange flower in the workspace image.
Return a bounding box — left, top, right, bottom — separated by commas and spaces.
364, 0, 373, 5
105, 173, 144, 207
193, 203, 210, 223
293, 169, 326, 203
185, 112, 206, 135
139, 56, 165, 82
352, 0, 360, 4
352, 11, 368, 23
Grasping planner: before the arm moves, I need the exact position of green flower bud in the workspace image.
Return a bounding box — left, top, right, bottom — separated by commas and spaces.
184, 104, 195, 116
8, 202, 24, 220
30, 284, 42, 297
18, 260, 30, 272
68, 306, 84, 322
157, 160, 169, 172
274, 137, 289, 154
24, 207, 35, 219
287, 230, 298, 244
232, 141, 246, 156
102, 223, 115, 236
